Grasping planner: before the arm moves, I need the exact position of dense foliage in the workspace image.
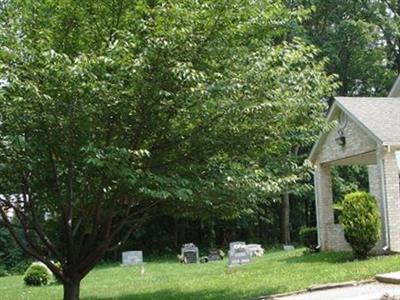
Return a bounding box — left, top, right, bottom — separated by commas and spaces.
299, 227, 318, 252
23, 263, 51, 286
0, 226, 30, 276
293, 0, 397, 95
341, 192, 380, 259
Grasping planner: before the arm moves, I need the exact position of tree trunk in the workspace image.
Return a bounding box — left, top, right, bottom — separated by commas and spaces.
63, 279, 80, 300
281, 192, 291, 244
180, 220, 186, 244
173, 218, 179, 249
208, 217, 216, 248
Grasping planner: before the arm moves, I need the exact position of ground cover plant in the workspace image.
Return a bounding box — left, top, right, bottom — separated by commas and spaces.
1, 249, 400, 300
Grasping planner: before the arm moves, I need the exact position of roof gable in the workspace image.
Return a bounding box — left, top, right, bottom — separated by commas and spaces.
309, 101, 378, 164
336, 97, 400, 145
310, 76, 400, 164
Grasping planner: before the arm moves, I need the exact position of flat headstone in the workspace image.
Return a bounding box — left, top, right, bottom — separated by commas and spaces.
246, 244, 264, 257
283, 245, 295, 251
122, 251, 143, 266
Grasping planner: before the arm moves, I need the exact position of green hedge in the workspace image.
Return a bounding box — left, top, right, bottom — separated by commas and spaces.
341, 191, 380, 259
23, 263, 51, 286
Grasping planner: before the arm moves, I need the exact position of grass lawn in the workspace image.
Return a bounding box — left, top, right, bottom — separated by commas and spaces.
1, 249, 400, 300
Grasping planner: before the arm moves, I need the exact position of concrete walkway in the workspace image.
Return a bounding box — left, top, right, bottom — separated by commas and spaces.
266, 282, 400, 300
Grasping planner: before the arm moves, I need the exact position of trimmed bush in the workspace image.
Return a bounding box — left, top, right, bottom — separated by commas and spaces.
23, 262, 51, 286
299, 227, 318, 252
341, 191, 380, 259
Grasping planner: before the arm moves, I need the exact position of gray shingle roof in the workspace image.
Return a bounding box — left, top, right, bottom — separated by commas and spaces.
336, 97, 400, 144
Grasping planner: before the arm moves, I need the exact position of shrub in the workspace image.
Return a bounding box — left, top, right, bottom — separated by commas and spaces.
299, 227, 318, 252
341, 191, 380, 259
23, 262, 51, 286
8, 259, 32, 275
0, 265, 8, 277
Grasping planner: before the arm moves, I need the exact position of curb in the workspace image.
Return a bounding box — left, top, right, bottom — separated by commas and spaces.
308, 279, 375, 292
255, 279, 376, 300
255, 290, 307, 300
376, 272, 400, 284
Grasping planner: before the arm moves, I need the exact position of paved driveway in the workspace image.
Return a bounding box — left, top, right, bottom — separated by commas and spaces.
268, 283, 400, 300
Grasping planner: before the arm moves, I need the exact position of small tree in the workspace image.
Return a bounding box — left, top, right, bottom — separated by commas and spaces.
341, 192, 380, 259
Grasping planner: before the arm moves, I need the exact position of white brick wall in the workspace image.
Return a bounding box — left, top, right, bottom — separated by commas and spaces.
314, 164, 351, 252
379, 149, 400, 251
313, 111, 400, 253
314, 164, 334, 250
318, 118, 377, 164
368, 165, 386, 252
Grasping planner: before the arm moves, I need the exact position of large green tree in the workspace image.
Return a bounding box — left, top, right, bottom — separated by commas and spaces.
367, 0, 400, 74
290, 0, 396, 96
0, 1, 335, 299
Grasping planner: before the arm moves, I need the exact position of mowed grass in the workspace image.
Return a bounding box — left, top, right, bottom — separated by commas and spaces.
2, 249, 400, 300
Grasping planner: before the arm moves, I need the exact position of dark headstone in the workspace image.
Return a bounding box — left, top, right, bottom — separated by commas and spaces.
199, 256, 209, 263
181, 243, 199, 264
208, 249, 222, 262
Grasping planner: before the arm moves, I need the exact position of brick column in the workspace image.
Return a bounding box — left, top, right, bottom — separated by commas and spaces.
368, 164, 386, 251
314, 164, 334, 250
379, 148, 400, 251
368, 165, 382, 200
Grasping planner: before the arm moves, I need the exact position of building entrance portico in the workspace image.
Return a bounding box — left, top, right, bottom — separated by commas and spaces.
309, 89, 400, 252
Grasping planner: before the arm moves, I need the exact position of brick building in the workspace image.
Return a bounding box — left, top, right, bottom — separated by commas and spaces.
308, 78, 400, 253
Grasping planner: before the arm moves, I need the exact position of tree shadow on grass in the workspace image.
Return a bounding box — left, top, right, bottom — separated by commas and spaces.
81, 286, 283, 300
280, 251, 353, 265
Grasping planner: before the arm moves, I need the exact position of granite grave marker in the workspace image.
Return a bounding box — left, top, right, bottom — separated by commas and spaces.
181, 243, 199, 264
122, 251, 143, 266
228, 243, 250, 266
